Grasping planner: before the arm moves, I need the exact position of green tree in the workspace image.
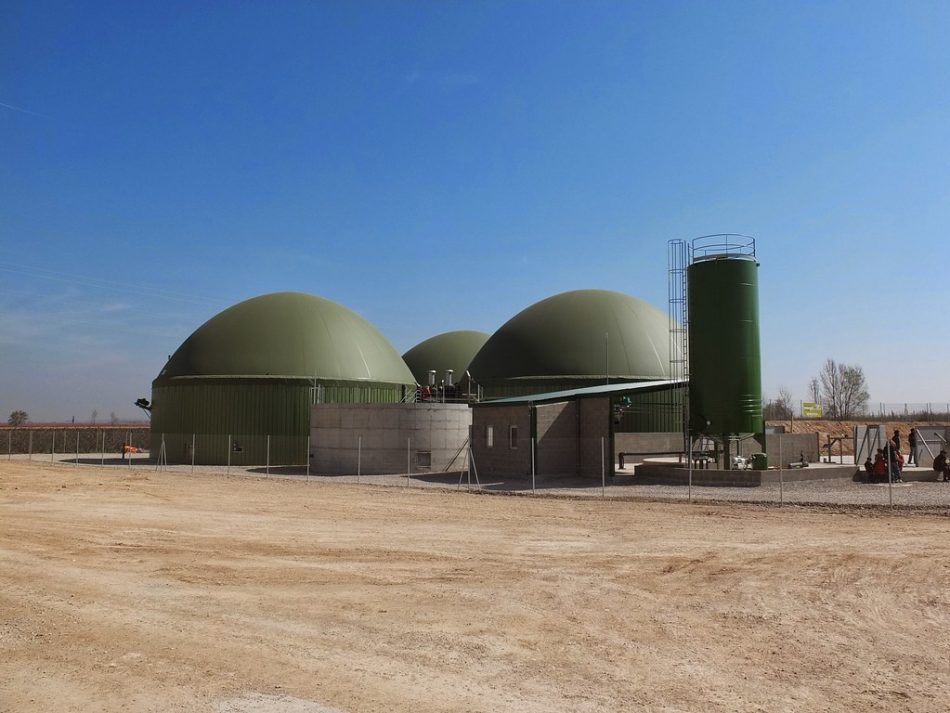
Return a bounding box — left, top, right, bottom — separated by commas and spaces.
8, 410, 29, 426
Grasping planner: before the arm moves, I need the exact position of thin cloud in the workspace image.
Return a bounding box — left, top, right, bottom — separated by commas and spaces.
99, 302, 131, 313
0, 101, 48, 119
0, 261, 222, 306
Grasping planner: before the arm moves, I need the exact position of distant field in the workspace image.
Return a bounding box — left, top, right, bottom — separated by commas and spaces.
1, 461, 949, 713
0, 425, 149, 455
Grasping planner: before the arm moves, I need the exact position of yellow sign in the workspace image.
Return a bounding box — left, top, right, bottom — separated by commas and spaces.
802, 402, 823, 418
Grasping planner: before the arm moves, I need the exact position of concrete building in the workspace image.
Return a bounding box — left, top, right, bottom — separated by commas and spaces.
471, 381, 684, 479
150, 292, 416, 465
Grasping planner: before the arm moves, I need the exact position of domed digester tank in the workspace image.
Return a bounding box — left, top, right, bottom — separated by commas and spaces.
686, 236, 764, 466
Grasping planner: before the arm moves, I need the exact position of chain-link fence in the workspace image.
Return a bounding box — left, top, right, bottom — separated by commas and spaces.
1, 426, 149, 464
7, 429, 949, 509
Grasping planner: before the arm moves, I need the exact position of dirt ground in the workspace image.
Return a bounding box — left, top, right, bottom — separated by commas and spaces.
2, 462, 949, 713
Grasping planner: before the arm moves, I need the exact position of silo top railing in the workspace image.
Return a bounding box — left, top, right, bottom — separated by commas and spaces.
690, 234, 756, 262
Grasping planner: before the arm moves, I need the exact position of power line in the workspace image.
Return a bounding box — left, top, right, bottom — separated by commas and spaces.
0, 261, 224, 306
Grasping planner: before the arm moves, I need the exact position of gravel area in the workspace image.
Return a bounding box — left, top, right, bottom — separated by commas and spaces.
15, 453, 950, 510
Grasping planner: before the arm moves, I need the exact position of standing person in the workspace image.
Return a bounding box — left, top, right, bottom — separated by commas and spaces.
889, 446, 903, 483
908, 428, 918, 466
892, 428, 901, 453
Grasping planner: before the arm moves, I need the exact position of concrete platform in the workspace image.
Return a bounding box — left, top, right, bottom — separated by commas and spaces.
634, 461, 860, 487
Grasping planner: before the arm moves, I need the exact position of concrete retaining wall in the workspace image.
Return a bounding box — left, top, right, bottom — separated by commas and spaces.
614, 432, 683, 463
634, 462, 859, 487
615, 432, 820, 468
311, 403, 471, 475
743, 433, 821, 465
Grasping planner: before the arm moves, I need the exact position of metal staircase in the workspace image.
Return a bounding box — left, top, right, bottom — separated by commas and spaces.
668, 239, 690, 454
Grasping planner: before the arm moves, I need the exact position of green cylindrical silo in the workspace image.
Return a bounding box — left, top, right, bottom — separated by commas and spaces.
687, 255, 763, 439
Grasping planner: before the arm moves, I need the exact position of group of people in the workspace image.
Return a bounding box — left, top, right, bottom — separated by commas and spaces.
863, 428, 950, 483
865, 442, 905, 483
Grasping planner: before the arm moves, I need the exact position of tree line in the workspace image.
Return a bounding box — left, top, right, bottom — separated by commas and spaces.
765, 358, 870, 421
7, 410, 121, 426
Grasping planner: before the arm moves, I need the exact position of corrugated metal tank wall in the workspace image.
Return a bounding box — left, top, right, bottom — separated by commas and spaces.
150, 378, 407, 465
613, 387, 685, 433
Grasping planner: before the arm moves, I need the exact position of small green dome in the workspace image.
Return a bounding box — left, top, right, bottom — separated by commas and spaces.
157, 292, 414, 384
469, 289, 671, 382
402, 330, 490, 385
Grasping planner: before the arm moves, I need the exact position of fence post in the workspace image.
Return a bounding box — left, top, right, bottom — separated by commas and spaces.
357, 435, 361, 484
266, 435, 270, 476
75, 430, 79, 466
227, 434, 231, 476
778, 433, 784, 506
406, 437, 410, 486
601, 436, 605, 498
191, 433, 196, 473
531, 437, 536, 494
306, 435, 310, 481
886, 441, 893, 507
687, 435, 693, 503
128, 429, 132, 470
28, 431, 32, 461
100, 430, 105, 466
51, 429, 55, 464
7, 430, 10, 461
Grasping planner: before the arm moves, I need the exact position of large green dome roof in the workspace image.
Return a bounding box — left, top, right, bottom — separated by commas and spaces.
402, 330, 490, 385
469, 289, 671, 382
157, 292, 414, 384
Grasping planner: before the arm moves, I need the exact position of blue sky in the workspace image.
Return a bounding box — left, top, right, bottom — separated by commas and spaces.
3, 1, 950, 421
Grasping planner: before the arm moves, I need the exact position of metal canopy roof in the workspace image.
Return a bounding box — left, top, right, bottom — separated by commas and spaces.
473, 379, 687, 406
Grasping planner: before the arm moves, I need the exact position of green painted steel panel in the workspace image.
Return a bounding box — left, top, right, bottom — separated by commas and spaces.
469, 290, 671, 396
157, 292, 414, 384
687, 257, 763, 437
613, 387, 685, 433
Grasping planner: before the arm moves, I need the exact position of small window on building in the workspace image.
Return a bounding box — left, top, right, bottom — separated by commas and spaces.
509, 425, 519, 449
416, 451, 432, 468
486, 425, 494, 448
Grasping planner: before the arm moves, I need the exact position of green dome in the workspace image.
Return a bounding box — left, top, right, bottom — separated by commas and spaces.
402, 330, 490, 385
157, 291, 414, 384
469, 289, 671, 383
